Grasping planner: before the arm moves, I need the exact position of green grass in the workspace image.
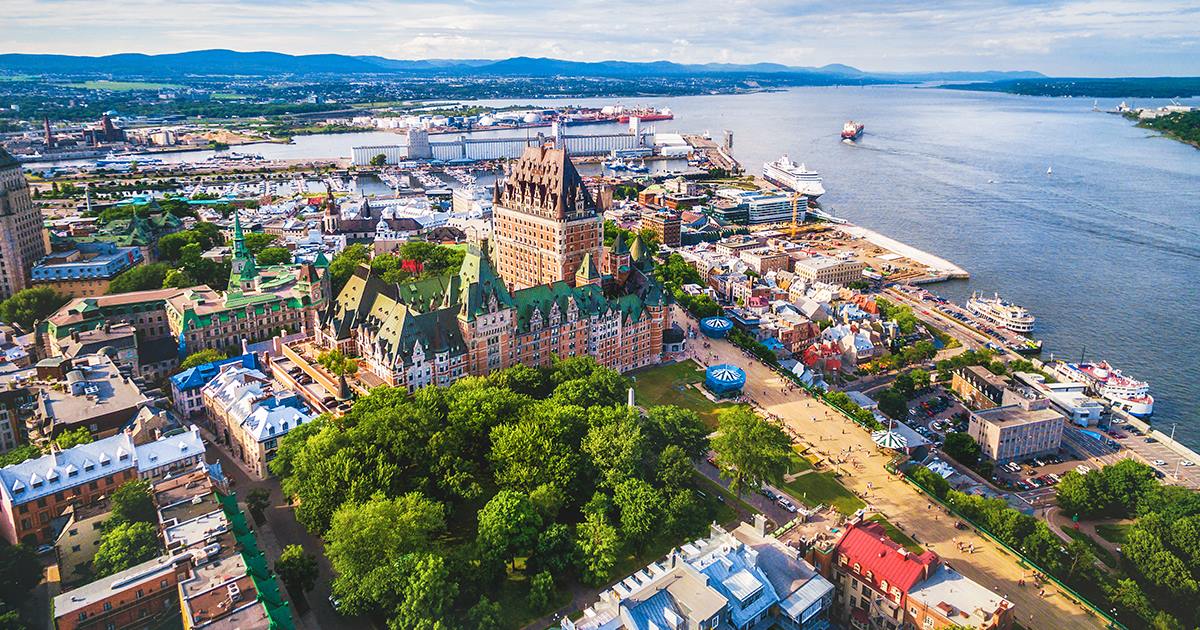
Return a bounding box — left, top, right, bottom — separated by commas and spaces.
66, 80, 182, 91
494, 568, 572, 630
867, 514, 924, 553
780, 470, 865, 515
631, 362, 743, 429
1061, 526, 1117, 569
786, 446, 815, 474
693, 471, 756, 522
1095, 523, 1131, 545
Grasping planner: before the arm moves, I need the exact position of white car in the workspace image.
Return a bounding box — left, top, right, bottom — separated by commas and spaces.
1182, 461, 1195, 467
1153, 459, 1167, 467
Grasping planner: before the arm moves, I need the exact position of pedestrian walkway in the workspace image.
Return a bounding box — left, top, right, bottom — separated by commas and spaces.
675, 306, 1108, 630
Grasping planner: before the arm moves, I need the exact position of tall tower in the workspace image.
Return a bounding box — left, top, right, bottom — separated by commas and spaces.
491, 145, 601, 289
43, 117, 54, 149
0, 148, 48, 301
227, 209, 258, 296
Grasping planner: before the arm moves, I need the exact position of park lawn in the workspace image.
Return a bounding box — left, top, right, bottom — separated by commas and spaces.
631, 362, 742, 429
1061, 526, 1117, 569
781, 470, 865, 515
867, 514, 923, 553
786, 446, 815, 474
67, 80, 181, 91
1095, 523, 1131, 545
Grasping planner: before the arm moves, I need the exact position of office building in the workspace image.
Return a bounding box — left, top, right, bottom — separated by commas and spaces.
31, 242, 144, 298
201, 363, 314, 478
0, 147, 49, 300
791, 257, 866, 287
968, 397, 1065, 464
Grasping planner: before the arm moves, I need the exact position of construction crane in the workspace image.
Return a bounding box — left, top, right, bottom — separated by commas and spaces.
790, 193, 805, 240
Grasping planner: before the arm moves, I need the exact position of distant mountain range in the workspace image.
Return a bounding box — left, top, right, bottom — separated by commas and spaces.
0, 49, 1046, 83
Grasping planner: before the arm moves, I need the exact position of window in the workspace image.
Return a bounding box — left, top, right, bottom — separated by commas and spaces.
136, 589, 144, 599
923, 616, 934, 629
103, 602, 111, 611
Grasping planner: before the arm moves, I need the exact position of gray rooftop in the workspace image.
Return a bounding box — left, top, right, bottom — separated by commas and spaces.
53, 554, 183, 617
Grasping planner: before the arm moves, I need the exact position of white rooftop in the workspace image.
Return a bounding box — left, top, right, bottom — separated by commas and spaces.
0, 433, 135, 505
135, 425, 204, 473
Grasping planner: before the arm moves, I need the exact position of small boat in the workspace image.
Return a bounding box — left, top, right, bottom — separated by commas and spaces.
1046, 166, 1053, 175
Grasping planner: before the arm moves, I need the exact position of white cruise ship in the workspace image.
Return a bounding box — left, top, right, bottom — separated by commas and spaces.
966, 292, 1035, 333
1054, 361, 1154, 417
763, 155, 825, 198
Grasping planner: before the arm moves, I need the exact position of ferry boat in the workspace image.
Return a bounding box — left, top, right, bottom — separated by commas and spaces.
94, 153, 164, 168
966, 292, 1035, 333
841, 121, 865, 140
762, 155, 825, 198
1054, 361, 1154, 417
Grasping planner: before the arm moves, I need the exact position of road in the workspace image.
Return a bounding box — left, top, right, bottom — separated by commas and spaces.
679, 306, 1109, 630
204, 440, 360, 630
696, 459, 794, 526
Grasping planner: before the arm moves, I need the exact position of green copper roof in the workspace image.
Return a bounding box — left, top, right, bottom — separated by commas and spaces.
0, 147, 20, 170
458, 246, 512, 322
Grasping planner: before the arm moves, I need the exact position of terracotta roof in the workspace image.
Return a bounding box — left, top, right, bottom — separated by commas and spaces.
835, 521, 939, 594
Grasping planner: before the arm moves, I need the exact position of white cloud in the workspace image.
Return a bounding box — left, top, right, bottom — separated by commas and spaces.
2, 0, 1198, 74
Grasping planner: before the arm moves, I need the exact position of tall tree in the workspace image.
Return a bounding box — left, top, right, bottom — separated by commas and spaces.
53, 427, 93, 450
0, 286, 69, 330
177, 349, 228, 372
275, 545, 319, 594
710, 407, 791, 496
613, 479, 663, 550
324, 493, 446, 614
0, 544, 39, 607
92, 521, 161, 577
109, 479, 155, 525
476, 491, 541, 568
576, 511, 620, 586
107, 262, 172, 294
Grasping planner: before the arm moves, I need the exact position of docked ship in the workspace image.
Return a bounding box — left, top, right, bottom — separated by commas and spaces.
841, 121, 865, 140
966, 292, 1035, 333
1054, 361, 1154, 417
762, 155, 825, 198
617, 107, 674, 122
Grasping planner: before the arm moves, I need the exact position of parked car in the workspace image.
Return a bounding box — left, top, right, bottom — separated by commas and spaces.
36, 544, 54, 555
777, 497, 798, 513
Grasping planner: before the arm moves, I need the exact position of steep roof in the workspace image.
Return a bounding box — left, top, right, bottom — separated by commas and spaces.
836, 521, 939, 594
493, 145, 597, 220
0, 147, 21, 170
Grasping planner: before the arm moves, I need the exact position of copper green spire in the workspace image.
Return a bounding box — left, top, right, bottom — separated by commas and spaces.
228, 208, 257, 292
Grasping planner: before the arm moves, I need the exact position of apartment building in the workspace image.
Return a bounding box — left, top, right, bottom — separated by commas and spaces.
825, 520, 1013, 630
0, 433, 138, 545
202, 363, 313, 478
568, 518, 834, 630
53, 554, 191, 630
0, 148, 49, 300
792, 256, 866, 287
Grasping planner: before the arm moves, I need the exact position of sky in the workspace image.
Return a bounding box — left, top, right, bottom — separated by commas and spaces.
4, 0, 1198, 76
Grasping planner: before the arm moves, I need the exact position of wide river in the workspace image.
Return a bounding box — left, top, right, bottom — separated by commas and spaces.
73, 87, 1200, 446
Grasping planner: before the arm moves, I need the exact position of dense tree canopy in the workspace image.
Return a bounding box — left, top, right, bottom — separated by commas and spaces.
106, 262, 172, 294
272, 357, 724, 626
710, 407, 791, 496
0, 286, 70, 330
177, 349, 228, 372
109, 479, 156, 526
92, 521, 161, 577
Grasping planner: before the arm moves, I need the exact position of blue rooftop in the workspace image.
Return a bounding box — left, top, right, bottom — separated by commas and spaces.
170, 353, 258, 392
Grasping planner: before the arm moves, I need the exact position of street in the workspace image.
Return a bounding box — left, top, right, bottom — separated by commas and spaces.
204, 441, 358, 630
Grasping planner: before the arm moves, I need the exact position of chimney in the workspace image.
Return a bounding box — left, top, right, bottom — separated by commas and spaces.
241, 337, 249, 356
754, 514, 767, 536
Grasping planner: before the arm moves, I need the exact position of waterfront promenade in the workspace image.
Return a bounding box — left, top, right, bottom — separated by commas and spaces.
676, 305, 1109, 630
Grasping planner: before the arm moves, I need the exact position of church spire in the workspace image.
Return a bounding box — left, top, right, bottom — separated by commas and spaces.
228, 208, 257, 293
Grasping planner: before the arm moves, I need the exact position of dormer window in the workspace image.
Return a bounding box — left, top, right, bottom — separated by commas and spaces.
866, 571, 874, 582
99, 453, 111, 466
880, 580, 889, 592
853, 563, 861, 574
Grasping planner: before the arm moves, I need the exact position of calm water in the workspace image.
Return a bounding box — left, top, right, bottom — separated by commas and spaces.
481, 88, 1200, 445
46, 87, 1200, 445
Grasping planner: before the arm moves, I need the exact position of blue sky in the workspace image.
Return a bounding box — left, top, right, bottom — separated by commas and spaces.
4, 0, 1198, 76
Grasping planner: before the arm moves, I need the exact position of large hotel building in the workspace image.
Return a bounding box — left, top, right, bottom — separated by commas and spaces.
316, 145, 671, 391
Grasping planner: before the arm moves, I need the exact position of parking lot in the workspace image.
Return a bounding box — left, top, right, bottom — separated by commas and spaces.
905, 387, 968, 444
1098, 423, 1200, 488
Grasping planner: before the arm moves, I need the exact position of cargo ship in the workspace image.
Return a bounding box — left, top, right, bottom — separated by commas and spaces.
762, 155, 825, 198
841, 121, 865, 140
617, 107, 674, 122
1053, 361, 1154, 417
